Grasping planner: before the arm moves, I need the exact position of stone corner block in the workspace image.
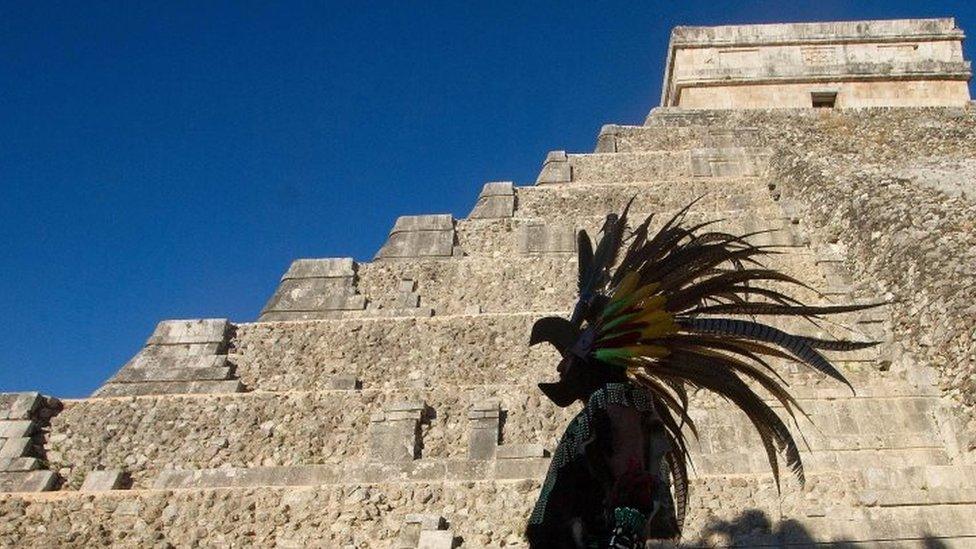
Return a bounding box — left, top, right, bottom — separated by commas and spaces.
0, 393, 42, 421
376, 215, 456, 259
282, 257, 357, 281
468, 181, 516, 219
146, 318, 232, 346
536, 150, 572, 185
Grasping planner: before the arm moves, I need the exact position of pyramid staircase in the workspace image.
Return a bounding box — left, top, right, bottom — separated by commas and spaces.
1, 109, 975, 548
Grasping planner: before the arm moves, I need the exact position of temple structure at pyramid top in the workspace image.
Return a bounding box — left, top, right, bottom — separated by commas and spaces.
661, 18, 972, 109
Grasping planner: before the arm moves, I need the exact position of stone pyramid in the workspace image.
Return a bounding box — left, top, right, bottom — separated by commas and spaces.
3, 18, 976, 548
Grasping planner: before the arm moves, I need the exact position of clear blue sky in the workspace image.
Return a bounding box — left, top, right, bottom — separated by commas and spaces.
2, 2, 974, 398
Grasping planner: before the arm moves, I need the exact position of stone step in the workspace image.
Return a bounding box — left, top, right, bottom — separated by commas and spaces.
513, 178, 774, 219
3, 478, 975, 547
595, 124, 762, 153
93, 379, 244, 397
456, 207, 805, 257
232, 313, 889, 392
535, 148, 771, 185
49, 381, 942, 490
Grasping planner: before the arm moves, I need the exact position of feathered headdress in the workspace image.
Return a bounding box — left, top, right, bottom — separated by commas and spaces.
529, 198, 881, 531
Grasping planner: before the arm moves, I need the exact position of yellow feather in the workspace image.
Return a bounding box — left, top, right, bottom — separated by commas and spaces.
611, 271, 640, 301
619, 344, 670, 358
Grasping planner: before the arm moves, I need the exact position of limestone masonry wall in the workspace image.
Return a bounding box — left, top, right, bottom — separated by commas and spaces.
650, 106, 976, 453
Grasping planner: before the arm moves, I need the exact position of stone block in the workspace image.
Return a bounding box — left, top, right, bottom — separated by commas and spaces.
536, 150, 572, 185
398, 279, 417, 293
517, 223, 576, 254
329, 375, 360, 390
418, 530, 456, 549
464, 305, 482, 315
259, 258, 367, 320
80, 470, 126, 492
0, 420, 36, 439
146, 318, 231, 347
0, 393, 41, 421
468, 181, 516, 219
468, 401, 500, 460
281, 258, 356, 280
396, 293, 421, 308
0, 457, 40, 472
0, 437, 31, 458
0, 470, 57, 492
376, 215, 456, 259
369, 402, 425, 463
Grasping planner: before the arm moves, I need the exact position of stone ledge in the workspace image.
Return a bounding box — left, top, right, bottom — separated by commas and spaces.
95, 379, 244, 397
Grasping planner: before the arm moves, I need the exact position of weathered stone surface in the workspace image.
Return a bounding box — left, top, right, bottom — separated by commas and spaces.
259, 258, 367, 321
376, 215, 456, 259
535, 150, 571, 185
0, 457, 40, 472
662, 19, 971, 109
96, 318, 242, 397
417, 529, 455, 549
80, 470, 126, 492
0, 470, 56, 492
0, 421, 35, 439
467, 401, 499, 460
517, 222, 576, 254
0, 393, 41, 421
468, 181, 516, 219
6, 22, 976, 549
94, 379, 244, 397
146, 318, 232, 347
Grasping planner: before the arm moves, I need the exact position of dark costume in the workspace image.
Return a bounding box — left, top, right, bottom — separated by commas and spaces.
525, 201, 879, 548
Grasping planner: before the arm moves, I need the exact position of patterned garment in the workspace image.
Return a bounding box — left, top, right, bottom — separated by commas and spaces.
526, 383, 677, 548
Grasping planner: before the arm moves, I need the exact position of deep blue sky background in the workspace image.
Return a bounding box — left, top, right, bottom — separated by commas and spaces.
2, 2, 974, 398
